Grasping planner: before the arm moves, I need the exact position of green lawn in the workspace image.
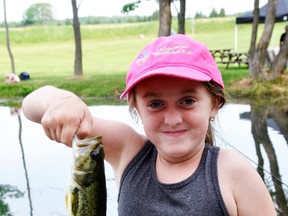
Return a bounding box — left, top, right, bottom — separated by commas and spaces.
0, 17, 286, 105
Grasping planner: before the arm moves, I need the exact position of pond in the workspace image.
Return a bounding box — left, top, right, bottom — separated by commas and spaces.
0, 103, 287, 216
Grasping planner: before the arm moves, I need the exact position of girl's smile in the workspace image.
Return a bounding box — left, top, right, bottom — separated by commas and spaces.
161, 129, 188, 136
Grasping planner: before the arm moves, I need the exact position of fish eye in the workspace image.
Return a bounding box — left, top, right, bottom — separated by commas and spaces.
90, 150, 100, 160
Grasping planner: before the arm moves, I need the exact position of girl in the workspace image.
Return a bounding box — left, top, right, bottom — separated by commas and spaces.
22, 34, 276, 216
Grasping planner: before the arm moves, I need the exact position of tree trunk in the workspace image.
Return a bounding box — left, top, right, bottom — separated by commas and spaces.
249, 0, 277, 79
158, 0, 172, 37
248, 0, 259, 77
71, 0, 83, 77
3, 0, 16, 74
269, 25, 288, 79
177, 0, 185, 34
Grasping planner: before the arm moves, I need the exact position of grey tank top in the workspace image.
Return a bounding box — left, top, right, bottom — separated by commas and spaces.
118, 141, 229, 216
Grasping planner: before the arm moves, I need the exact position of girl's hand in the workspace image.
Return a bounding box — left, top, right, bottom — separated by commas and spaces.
22, 86, 94, 147
40, 95, 93, 147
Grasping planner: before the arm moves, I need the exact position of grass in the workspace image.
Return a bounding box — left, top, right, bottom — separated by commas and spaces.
227, 74, 288, 106
0, 17, 287, 106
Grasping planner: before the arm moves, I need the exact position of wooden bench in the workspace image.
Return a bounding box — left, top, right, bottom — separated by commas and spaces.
209, 49, 231, 63
210, 49, 249, 68
223, 51, 249, 68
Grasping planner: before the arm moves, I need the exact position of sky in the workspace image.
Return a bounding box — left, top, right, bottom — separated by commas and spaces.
1, 0, 267, 22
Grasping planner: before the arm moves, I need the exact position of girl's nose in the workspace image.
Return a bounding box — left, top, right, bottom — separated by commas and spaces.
164, 107, 182, 127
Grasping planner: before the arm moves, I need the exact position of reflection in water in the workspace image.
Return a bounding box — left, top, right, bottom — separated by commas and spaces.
0, 184, 24, 216
1, 104, 287, 215
11, 107, 34, 216
240, 104, 288, 215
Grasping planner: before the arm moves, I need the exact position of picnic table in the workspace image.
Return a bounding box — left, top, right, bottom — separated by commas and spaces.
209, 49, 249, 68
209, 49, 231, 63
223, 51, 249, 68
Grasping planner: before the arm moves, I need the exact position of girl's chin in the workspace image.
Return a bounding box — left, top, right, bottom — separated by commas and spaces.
158, 146, 191, 160
155, 140, 203, 161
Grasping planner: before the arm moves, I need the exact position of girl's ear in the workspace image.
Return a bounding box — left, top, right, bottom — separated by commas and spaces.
210, 96, 221, 118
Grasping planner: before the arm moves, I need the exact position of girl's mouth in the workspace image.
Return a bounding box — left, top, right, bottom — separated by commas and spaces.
162, 129, 187, 136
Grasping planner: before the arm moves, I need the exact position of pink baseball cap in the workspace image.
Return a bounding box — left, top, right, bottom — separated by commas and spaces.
120, 34, 224, 99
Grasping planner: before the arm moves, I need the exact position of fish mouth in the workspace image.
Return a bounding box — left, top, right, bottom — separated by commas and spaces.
74, 135, 102, 147
73, 135, 103, 156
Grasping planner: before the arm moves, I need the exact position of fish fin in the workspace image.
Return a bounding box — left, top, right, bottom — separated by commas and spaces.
66, 187, 79, 216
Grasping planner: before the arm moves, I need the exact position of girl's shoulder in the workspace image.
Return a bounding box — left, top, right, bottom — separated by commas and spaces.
217, 148, 276, 216
218, 148, 250, 167
217, 148, 257, 178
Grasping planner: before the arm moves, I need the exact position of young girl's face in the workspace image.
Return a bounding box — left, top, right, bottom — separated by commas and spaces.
135, 76, 219, 162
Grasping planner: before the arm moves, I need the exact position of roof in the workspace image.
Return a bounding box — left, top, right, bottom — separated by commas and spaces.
236, 0, 288, 24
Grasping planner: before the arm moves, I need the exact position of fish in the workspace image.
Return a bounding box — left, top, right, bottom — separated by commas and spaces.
66, 136, 107, 216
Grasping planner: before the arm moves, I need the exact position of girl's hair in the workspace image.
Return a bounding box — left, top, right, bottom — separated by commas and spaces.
127, 81, 228, 145
201, 81, 228, 145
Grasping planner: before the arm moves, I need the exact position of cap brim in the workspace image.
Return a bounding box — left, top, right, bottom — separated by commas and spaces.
120, 66, 211, 100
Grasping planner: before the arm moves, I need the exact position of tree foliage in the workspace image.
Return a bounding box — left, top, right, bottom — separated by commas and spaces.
0, 184, 24, 216
209, 8, 218, 18
209, 8, 225, 18
194, 11, 206, 19
122, 0, 141, 14
23, 3, 54, 25
195, 8, 225, 19
219, 8, 225, 17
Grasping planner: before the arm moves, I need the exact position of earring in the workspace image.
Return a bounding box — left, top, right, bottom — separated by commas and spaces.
210, 117, 215, 122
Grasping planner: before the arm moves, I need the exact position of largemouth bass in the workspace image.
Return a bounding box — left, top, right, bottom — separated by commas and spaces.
66, 136, 107, 216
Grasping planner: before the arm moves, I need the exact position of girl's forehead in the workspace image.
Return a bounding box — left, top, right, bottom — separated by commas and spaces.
136, 76, 203, 89
135, 76, 209, 97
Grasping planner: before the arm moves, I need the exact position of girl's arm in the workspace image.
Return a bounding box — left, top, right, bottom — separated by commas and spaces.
22, 85, 146, 184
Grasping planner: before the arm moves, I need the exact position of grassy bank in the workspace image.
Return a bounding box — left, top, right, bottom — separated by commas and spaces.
0, 18, 287, 105
0, 66, 248, 100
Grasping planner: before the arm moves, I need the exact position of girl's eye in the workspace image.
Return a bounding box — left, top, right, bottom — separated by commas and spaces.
180, 98, 195, 105
148, 101, 164, 109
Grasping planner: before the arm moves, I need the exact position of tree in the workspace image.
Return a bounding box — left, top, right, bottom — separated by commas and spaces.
194, 11, 206, 19
249, 0, 288, 80
71, 0, 83, 77
219, 8, 225, 17
270, 25, 288, 78
172, 0, 185, 34
122, 0, 186, 37
158, 0, 172, 36
248, 0, 260, 78
23, 3, 54, 25
3, 0, 15, 74
209, 8, 218, 18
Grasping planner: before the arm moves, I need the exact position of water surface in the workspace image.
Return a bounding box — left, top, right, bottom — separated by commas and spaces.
0, 103, 287, 215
